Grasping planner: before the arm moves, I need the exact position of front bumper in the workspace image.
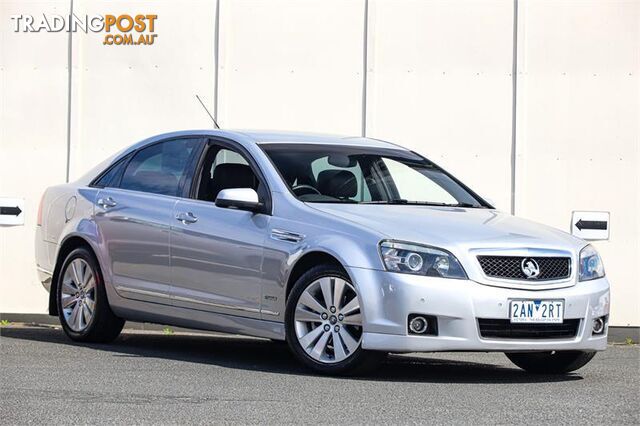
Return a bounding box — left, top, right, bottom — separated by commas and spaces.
348, 267, 610, 353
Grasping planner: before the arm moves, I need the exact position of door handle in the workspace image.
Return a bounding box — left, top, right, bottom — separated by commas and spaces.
176, 211, 198, 224
97, 197, 117, 208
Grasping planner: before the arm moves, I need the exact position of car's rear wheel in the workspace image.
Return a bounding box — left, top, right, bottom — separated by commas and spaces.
505, 350, 597, 374
57, 247, 124, 342
285, 264, 385, 375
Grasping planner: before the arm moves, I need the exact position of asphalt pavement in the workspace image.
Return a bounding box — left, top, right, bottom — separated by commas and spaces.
1, 325, 638, 425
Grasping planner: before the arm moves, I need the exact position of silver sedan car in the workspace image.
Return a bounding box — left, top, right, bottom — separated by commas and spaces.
35, 130, 610, 375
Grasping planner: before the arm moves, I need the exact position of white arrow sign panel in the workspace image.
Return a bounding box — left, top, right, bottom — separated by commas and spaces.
0, 197, 25, 226
571, 211, 609, 241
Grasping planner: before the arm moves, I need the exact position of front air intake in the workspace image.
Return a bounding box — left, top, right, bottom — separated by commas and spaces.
478, 318, 581, 339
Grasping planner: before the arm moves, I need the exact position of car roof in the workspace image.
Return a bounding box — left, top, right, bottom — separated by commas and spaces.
101, 129, 406, 174
234, 130, 403, 150
127, 129, 405, 151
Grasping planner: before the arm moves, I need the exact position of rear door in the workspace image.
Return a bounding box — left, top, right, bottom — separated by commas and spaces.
94, 137, 202, 304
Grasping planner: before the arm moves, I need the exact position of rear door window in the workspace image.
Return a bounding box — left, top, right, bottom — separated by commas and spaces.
119, 138, 200, 196
93, 155, 131, 188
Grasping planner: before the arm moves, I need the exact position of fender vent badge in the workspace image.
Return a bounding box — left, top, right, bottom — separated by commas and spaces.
271, 229, 304, 243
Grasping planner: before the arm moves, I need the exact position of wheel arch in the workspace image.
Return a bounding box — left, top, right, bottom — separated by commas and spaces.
49, 235, 100, 316
285, 250, 350, 302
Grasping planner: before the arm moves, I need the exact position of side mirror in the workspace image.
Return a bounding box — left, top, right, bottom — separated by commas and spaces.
215, 188, 263, 213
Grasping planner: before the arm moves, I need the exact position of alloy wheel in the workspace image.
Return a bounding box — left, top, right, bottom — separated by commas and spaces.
294, 276, 363, 364
60, 258, 96, 332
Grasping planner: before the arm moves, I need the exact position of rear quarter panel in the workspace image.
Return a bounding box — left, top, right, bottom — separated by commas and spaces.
38, 184, 101, 272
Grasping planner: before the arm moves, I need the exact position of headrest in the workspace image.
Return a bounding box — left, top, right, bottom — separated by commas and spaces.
317, 169, 357, 199
210, 163, 257, 199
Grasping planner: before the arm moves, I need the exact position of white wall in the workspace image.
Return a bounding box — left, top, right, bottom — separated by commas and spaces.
0, 0, 69, 312
217, 0, 365, 134
68, 0, 218, 177
1, 0, 638, 326
366, 0, 514, 212
515, 0, 640, 326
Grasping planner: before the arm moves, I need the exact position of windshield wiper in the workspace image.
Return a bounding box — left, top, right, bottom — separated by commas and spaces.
305, 198, 359, 204
362, 200, 482, 208
361, 199, 409, 205
449, 202, 482, 208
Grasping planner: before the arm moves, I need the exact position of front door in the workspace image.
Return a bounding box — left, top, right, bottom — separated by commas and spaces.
170, 143, 270, 319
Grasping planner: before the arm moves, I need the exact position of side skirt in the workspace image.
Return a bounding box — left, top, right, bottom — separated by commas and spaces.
110, 298, 285, 341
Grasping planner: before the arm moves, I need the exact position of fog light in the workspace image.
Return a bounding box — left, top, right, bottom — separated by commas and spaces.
409, 316, 428, 334
592, 317, 605, 334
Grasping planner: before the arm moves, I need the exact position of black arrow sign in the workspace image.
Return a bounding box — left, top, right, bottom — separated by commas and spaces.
575, 219, 607, 231
0, 206, 22, 216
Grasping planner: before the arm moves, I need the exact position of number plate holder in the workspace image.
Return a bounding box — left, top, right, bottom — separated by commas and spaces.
509, 299, 564, 324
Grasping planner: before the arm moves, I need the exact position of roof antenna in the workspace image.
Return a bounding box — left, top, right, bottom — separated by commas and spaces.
195, 94, 220, 129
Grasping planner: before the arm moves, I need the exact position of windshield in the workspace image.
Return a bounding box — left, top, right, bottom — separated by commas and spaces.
261, 144, 488, 208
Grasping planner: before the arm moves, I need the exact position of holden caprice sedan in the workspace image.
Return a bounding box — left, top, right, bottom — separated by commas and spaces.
35, 130, 610, 375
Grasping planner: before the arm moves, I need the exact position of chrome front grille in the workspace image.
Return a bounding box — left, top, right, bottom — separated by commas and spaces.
477, 256, 571, 281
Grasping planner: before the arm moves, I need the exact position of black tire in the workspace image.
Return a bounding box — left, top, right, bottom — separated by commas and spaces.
56, 247, 124, 343
285, 264, 385, 375
505, 350, 597, 374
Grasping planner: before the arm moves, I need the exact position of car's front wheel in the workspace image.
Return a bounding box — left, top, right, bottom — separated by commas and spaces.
285, 264, 384, 375
57, 247, 124, 342
505, 350, 597, 374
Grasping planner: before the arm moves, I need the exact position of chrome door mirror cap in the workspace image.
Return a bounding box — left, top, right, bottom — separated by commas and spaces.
215, 188, 263, 213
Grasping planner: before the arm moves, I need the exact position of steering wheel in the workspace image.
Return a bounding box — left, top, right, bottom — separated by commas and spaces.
292, 184, 321, 196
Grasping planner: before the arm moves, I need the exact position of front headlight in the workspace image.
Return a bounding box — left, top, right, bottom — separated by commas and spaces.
379, 241, 467, 279
579, 244, 605, 281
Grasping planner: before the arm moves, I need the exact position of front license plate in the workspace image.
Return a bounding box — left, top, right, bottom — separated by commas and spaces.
509, 300, 564, 323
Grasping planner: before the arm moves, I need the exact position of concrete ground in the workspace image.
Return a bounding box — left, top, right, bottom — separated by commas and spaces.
1, 325, 638, 425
